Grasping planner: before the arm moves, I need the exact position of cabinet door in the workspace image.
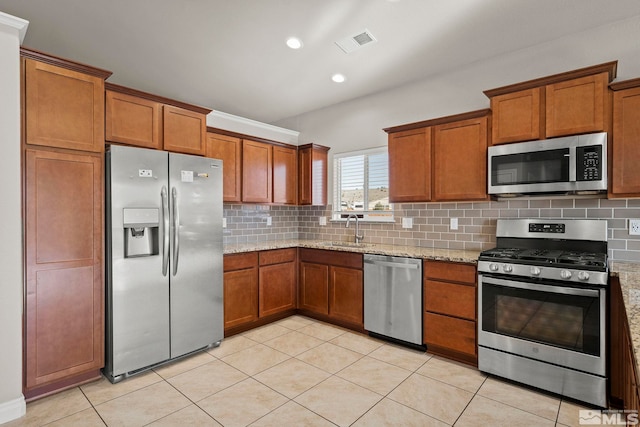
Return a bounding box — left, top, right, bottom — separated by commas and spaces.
490, 88, 544, 145
433, 116, 488, 201
545, 73, 608, 138
298, 146, 328, 206
25, 59, 105, 152
424, 312, 476, 357
106, 90, 162, 149
259, 261, 296, 317
388, 127, 431, 202
24, 149, 103, 390
163, 105, 206, 155
329, 266, 363, 326
206, 133, 242, 202
299, 262, 329, 314
611, 86, 640, 197
273, 146, 297, 205
242, 140, 273, 203
223, 267, 258, 329
424, 280, 475, 320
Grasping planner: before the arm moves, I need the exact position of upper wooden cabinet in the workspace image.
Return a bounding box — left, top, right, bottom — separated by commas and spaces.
433, 114, 489, 201
385, 109, 490, 202
105, 83, 210, 155
610, 78, 640, 198
22, 49, 112, 153
273, 145, 297, 205
298, 144, 329, 206
242, 139, 273, 203
484, 62, 616, 145
388, 127, 431, 202
106, 90, 162, 149
205, 132, 242, 202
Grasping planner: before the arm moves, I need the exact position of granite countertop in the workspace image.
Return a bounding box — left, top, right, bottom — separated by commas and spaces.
223, 239, 482, 264
610, 261, 640, 373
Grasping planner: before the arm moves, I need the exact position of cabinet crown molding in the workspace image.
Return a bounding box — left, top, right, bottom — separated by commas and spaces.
20, 47, 112, 80
106, 83, 211, 115
383, 109, 491, 134
610, 77, 640, 91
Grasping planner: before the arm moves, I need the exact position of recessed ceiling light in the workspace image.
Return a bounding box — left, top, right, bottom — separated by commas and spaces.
286, 37, 303, 49
332, 73, 346, 83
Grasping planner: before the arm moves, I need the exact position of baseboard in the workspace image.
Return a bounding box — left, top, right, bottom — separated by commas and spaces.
0, 395, 26, 424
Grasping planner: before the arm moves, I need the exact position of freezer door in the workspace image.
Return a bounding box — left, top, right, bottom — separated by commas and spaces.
106, 146, 170, 378
169, 153, 223, 358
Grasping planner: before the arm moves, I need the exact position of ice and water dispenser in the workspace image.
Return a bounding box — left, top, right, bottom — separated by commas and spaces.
123, 208, 160, 257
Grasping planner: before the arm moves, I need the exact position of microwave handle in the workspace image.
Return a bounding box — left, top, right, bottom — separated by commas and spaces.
481, 275, 600, 298
569, 146, 576, 182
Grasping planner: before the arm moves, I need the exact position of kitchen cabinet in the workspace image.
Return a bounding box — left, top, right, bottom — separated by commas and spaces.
609, 276, 640, 412
22, 50, 111, 153
298, 248, 364, 329
242, 139, 273, 203
298, 144, 329, 206
223, 252, 258, 330
423, 260, 477, 366
433, 114, 488, 201
610, 78, 640, 198
105, 89, 162, 149
205, 132, 242, 202
259, 249, 297, 317
484, 61, 616, 145
387, 127, 431, 202
384, 109, 489, 202
24, 148, 104, 399
273, 145, 297, 205
105, 83, 210, 155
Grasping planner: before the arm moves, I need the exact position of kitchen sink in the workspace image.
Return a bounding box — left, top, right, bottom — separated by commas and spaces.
321, 241, 372, 248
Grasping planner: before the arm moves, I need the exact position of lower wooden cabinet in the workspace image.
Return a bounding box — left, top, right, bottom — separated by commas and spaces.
223, 252, 258, 330
259, 249, 297, 317
610, 276, 640, 411
24, 148, 104, 399
298, 249, 363, 329
423, 260, 477, 365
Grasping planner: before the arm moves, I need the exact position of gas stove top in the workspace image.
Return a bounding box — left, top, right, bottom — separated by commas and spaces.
479, 247, 607, 270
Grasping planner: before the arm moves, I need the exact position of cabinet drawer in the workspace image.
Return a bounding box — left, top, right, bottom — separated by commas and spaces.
424, 260, 476, 284
299, 248, 362, 269
425, 280, 475, 320
259, 248, 296, 266
424, 312, 476, 356
224, 252, 258, 272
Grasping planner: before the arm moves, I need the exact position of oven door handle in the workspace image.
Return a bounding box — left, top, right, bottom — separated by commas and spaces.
482, 276, 600, 298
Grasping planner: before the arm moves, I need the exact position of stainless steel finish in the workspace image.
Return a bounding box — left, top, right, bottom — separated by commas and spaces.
477, 260, 609, 286
480, 275, 600, 298
105, 145, 223, 382
496, 218, 608, 242
478, 347, 607, 408
346, 213, 364, 243
488, 132, 607, 195
364, 254, 422, 345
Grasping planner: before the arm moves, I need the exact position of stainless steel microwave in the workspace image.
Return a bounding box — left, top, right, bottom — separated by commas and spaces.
488, 132, 607, 196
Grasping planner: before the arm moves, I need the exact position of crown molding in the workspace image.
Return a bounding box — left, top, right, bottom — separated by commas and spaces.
207, 110, 299, 145
0, 11, 29, 44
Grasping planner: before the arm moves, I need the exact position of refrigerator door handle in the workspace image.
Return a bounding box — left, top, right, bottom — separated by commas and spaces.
161, 186, 170, 276
171, 186, 180, 276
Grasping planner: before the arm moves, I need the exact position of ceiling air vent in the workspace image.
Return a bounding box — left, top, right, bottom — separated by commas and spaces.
335, 29, 377, 54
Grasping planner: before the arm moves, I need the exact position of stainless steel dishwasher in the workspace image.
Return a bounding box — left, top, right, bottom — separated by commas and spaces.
364, 254, 423, 345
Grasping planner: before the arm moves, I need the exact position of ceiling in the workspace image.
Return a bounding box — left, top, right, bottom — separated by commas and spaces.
2, 0, 640, 125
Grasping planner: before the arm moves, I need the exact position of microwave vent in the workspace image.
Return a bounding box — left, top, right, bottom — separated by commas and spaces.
335, 29, 377, 54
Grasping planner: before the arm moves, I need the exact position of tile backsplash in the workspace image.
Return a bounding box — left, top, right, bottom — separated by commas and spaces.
224, 197, 640, 262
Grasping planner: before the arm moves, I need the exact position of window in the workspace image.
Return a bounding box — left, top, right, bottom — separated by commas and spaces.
333, 147, 394, 222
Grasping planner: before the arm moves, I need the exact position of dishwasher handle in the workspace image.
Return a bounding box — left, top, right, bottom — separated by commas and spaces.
364, 259, 419, 270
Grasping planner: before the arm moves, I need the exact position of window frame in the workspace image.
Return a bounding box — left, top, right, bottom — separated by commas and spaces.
332, 147, 394, 223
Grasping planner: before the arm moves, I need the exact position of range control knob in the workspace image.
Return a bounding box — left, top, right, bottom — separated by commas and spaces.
489, 263, 499, 272
578, 271, 590, 281
502, 264, 513, 273
560, 270, 572, 280
530, 266, 541, 276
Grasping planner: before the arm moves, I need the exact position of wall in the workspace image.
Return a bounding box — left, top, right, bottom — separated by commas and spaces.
0, 12, 27, 424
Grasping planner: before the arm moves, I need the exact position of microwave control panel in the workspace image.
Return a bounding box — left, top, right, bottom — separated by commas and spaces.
576, 145, 602, 181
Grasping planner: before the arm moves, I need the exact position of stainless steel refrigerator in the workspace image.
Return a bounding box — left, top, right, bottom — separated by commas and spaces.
104, 145, 223, 383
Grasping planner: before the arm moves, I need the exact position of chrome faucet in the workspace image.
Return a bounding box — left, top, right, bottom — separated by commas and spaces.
346, 214, 364, 244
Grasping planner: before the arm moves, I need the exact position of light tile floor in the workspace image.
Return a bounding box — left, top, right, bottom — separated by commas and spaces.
6, 315, 601, 427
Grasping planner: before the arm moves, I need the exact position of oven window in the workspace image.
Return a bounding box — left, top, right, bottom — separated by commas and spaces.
491, 148, 569, 186
482, 282, 600, 356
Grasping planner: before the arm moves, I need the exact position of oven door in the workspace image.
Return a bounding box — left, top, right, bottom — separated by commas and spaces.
478, 274, 605, 376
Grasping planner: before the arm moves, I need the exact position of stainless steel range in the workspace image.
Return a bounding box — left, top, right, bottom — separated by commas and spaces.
478, 218, 608, 408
